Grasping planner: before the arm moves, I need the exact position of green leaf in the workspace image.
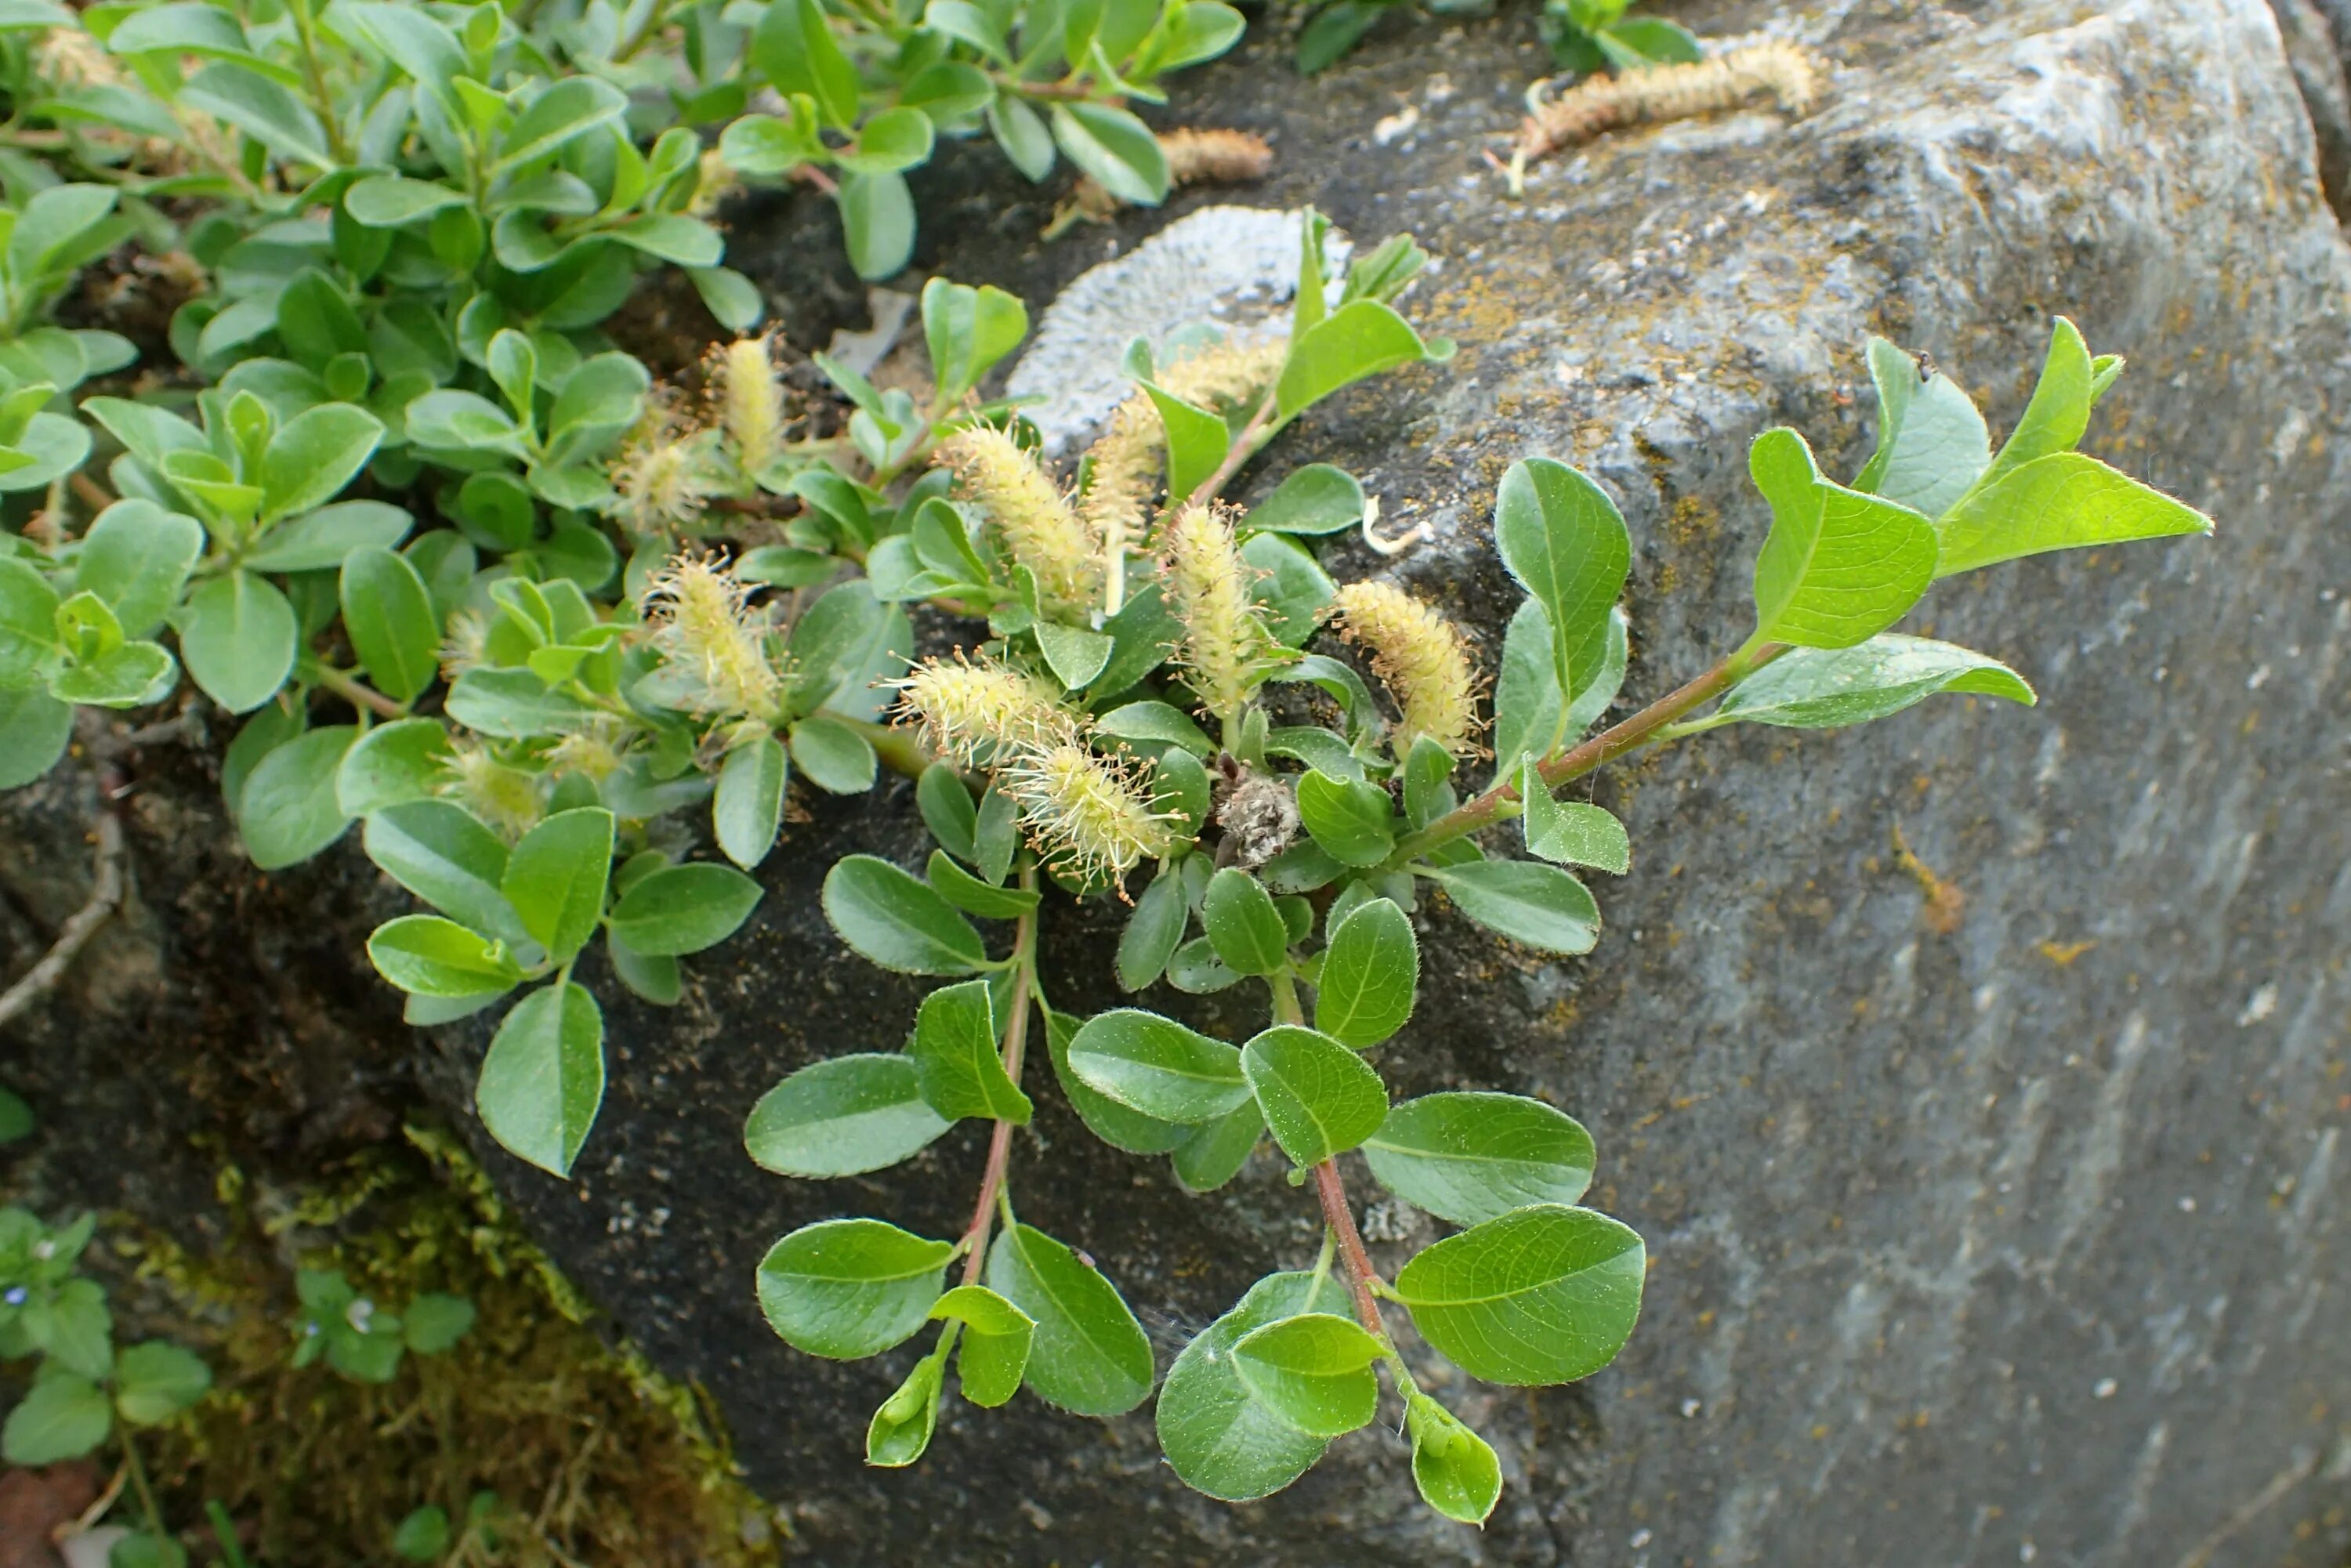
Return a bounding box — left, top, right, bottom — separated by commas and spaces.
1295, 0, 1380, 72
74, 501, 203, 639
344, 176, 466, 227
1156, 1269, 1353, 1500
1518, 761, 1629, 872
1033, 620, 1113, 689
363, 801, 525, 945
476, 982, 605, 1177
1424, 859, 1599, 955
42, 1277, 111, 1378
402, 1293, 475, 1354
822, 855, 987, 974
501, 807, 614, 965
1364, 1092, 1595, 1226
1240, 1024, 1387, 1166
1139, 379, 1230, 502
1201, 867, 1288, 976
2, 1370, 110, 1464
1115, 867, 1188, 992
1747, 426, 1938, 649
929, 1284, 1034, 1407
918, 762, 980, 863
1275, 300, 1450, 419
788, 714, 878, 794
1240, 529, 1334, 647
444, 668, 594, 738
757, 1218, 954, 1360
606, 863, 762, 957
1065, 1008, 1249, 1124
0, 1087, 31, 1143
1852, 336, 1989, 518
1391, 1204, 1645, 1385
840, 106, 936, 175
715, 733, 788, 869
1405, 1388, 1502, 1523
1930, 452, 2212, 579
754, 0, 861, 128
745, 1053, 950, 1177
367, 914, 522, 998
259, 404, 382, 523
1042, 1005, 1187, 1153
1293, 769, 1394, 867
836, 171, 915, 282
1314, 896, 1416, 1047
46, 639, 174, 709
1172, 1096, 1262, 1190
865, 1349, 944, 1467
1979, 317, 2093, 491
1230, 1312, 1383, 1438
113, 1341, 212, 1426
1049, 102, 1168, 205
0, 687, 69, 789
910, 978, 1031, 1124
1714, 633, 2036, 730
495, 76, 628, 174
241, 500, 412, 573
335, 718, 450, 817
1165, 933, 1241, 994
987, 92, 1055, 181
0, 556, 59, 685
1241, 464, 1364, 536
1492, 458, 1629, 713
1095, 701, 1214, 757
176, 570, 295, 712
392, 1506, 449, 1562
237, 724, 357, 869
926, 851, 1038, 919
985, 1222, 1152, 1416
338, 546, 437, 704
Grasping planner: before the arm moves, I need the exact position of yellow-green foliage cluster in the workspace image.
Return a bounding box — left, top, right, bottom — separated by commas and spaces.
118, 1124, 775, 1568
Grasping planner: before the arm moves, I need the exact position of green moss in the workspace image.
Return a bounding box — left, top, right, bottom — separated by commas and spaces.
114, 1121, 776, 1568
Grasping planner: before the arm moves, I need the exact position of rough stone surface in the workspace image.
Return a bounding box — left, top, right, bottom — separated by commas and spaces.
9, 0, 2351, 1563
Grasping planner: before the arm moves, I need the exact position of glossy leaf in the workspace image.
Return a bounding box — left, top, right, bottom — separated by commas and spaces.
1314, 896, 1416, 1047
366, 914, 522, 998
1713, 633, 2036, 730
335, 717, 451, 816
1932, 452, 2212, 579
73, 501, 202, 639
985, 1222, 1152, 1416
1425, 859, 1599, 955
1405, 1388, 1502, 1523
1852, 335, 1989, 518
822, 854, 988, 974
1043, 1006, 1188, 1155
1201, 867, 1288, 976
1492, 458, 1628, 709
910, 978, 1031, 1124
1157, 1269, 1353, 1500
1364, 1092, 1595, 1226
865, 1350, 944, 1467
757, 1219, 954, 1360
339, 546, 437, 703
928, 1284, 1034, 1407
1275, 300, 1450, 419
176, 570, 295, 713
1230, 1311, 1384, 1438
1748, 426, 1937, 649
1241, 1024, 1387, 1166
1518, 761, 1630, 872
501, 808, 613, 964
715, 733, 788, 869
606, 863, 763, 957
1065, 1008, 1250, 1124
476, 982, 605, 1177
237, 724, 357, 869
1294, 769, 1394, 867
1391, 1204, 1645, 1385
744, 1053, 950, 1177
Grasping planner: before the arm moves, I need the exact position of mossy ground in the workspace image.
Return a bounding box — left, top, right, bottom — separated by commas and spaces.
107, 1121, 776, 1568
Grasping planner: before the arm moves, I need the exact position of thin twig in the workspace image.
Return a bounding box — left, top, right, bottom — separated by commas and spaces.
960, 872, 1038, 1284
1181, 386, 1281, 513
1311, 1161, 1386, 1336
0, 788, 127, 1030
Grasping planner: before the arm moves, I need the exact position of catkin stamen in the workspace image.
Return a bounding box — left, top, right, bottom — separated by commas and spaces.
999, 743, 1177, 884
1331, 579, 1480, 757
710, 333, 790, 479
1161, 502, 1282, 726
639, 553, 783, 722
892, 654, 1082, 765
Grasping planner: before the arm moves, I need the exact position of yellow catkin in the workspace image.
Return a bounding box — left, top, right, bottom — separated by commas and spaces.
440, 741, 545, 841
999, 743, 1176, 882
1513, 42, 1822, 172
711, 334, 788, 478
1331, 580, 1480, 756
893, 654, 1081, 765
639, 554, 781, 722
609, 397, 726, 536
1161, 502, 1281, 723
939, 426, 1100, 608
1078, 339, 1288, 568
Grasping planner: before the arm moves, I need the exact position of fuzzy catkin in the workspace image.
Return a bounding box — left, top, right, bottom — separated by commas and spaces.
940, 426, 1101, 608
1161, 502, 1281, 722
999, 744, 1176, 882
1514, 42, 1821, 168
639, 553, 781, 722
1078, 339, 1288, 557
893, 654, 1081, 765
1331, 580, 1480, 756
712, 334, 788, 477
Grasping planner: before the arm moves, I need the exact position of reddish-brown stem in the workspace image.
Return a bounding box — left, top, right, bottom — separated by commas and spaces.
1312, 1161, 1386, 1337
959, 878, 1038, 1284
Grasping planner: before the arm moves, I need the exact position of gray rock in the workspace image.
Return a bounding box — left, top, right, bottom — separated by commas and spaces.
10, 0, 2349, 1563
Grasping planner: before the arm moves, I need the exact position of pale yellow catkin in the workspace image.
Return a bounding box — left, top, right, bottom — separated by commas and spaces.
639, 553, 782, 722
609, 396, 726, 536
999, 743, 1176, 882
1331, 580, 1480, 756
892, 654, 1081, 765
1514, 42, 1822, 169
1161, 502, 1281, 725
711, 334, 788, 477
940, 427, 1101, 608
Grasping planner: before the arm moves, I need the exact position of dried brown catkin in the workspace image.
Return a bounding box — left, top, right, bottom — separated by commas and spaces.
1514, 42, 1822, 168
